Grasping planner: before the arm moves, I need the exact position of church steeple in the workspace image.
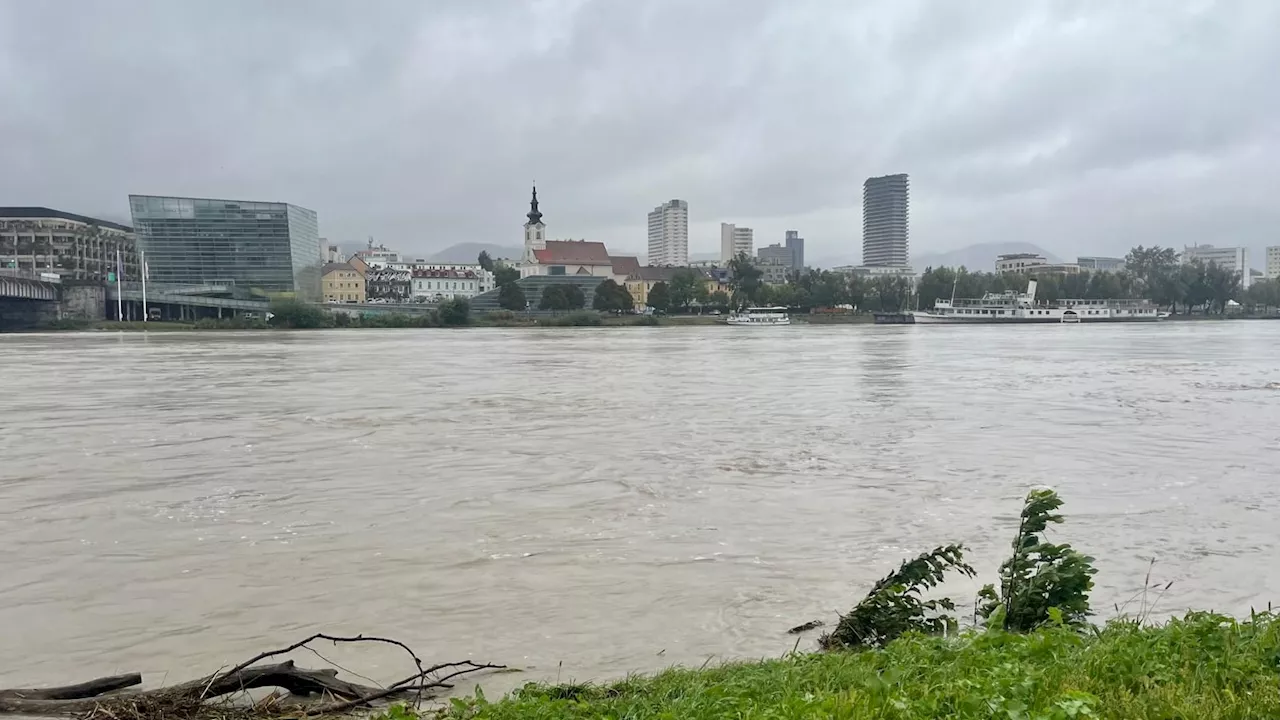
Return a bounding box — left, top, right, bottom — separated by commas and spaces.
526, 184, 543, 226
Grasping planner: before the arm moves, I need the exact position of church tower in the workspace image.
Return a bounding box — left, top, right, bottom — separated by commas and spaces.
523, 184, 546, 265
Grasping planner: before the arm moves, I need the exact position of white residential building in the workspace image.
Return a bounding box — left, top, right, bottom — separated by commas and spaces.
1266, 246, 1280, 280
647, 199, 688, 266
719, 223, 753, 264
1183, 245, 1250, 288
411, 268, 483, 300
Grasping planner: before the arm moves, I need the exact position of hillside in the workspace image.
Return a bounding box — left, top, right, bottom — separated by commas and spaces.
428, 242, 523, 264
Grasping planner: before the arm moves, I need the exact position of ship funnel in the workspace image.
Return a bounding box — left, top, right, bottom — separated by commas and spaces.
1026, 278, 1038, 302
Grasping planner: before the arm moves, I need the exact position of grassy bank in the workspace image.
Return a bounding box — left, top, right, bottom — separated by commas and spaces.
407, 612, 1280, 719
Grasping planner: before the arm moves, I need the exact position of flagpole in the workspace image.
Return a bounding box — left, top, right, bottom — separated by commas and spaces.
141, 250, 148, 322
116, 248, 124, 322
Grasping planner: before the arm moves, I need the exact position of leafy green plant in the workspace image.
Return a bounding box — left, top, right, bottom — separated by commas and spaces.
438, 297, 471, 326
979, 489, 1097, 632
268, 297, 332, 328
537, 311, 601, 327
821, 544, 975, 649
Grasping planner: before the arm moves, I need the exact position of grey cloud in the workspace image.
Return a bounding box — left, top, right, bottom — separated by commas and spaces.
2, 0, 1277, 264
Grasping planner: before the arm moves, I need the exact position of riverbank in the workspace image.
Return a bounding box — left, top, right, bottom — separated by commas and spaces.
19, 313, 843, 332
402, 612, 1280, 719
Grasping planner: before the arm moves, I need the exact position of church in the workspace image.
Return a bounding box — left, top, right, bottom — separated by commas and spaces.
519, 186, 615, 279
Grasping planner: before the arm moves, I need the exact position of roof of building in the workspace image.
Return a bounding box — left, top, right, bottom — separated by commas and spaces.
322, 262, 357, 276
411, 268, 476, 279
0, 207, 133, 233
533, 240, 612, 266
610, 255, 641, 276
628, 265, 684, 282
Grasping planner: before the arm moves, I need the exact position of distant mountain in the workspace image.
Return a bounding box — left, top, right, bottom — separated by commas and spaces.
912, 242, 1060, 272
428, 242, 523, 264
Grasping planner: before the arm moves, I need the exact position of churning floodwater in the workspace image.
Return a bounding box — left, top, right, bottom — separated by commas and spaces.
2, 323, 1279, 689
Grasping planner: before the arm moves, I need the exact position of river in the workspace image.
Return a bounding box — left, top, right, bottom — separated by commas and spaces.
2, 323, 1279, 689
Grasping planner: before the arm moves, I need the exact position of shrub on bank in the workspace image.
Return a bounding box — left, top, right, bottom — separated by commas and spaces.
44, 318, 91, 330
537, 311, 602, 327
192, 316, 268, 330
268, 298, 331, 329
438, 297, 471, 326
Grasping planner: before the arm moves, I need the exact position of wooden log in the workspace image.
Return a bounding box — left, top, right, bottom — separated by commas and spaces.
0, 674, 142, 700
0, 663, 398, 716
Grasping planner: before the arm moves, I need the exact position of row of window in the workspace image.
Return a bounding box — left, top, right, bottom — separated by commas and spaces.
414, 280, 473, 290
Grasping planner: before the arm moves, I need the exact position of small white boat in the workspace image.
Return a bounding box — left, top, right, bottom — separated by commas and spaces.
726, 306, 791, 326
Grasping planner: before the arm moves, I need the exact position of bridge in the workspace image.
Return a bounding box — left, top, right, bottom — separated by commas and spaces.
108, 285, 269, 312
0, 268, 60, 301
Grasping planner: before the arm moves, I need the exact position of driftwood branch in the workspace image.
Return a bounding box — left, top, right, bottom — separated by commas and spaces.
0, 634, 504, 718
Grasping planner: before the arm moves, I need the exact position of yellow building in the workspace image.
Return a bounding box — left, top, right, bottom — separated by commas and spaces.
625, 266, 679, 308
322, 262, 366, 303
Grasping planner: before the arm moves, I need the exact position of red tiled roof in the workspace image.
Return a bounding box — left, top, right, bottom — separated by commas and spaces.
533, 240, 612, 266
610, 255, 641, 276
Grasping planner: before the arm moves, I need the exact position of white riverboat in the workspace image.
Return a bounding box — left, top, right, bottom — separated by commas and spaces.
912, 279, 1161, 324
726, 306, 791, 326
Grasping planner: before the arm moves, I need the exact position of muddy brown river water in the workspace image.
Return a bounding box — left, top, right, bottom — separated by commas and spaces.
2, 323, 1278, 689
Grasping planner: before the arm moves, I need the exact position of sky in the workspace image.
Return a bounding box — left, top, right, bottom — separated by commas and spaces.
2, 0, 1278, 267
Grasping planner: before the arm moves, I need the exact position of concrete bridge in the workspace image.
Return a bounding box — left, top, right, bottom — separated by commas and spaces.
0, 268, 60, 301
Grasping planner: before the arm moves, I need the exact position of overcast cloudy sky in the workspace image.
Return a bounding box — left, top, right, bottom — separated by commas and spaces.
2, 0, 1277, 265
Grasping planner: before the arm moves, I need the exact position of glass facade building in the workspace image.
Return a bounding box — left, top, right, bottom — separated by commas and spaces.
128, 195, 321, 299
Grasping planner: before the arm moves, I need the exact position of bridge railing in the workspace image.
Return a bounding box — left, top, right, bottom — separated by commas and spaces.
0, 268, 62, 284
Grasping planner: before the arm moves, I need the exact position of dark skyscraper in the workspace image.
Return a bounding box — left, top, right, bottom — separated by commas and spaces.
785, 230, 805, 270
862, 173, 909, 266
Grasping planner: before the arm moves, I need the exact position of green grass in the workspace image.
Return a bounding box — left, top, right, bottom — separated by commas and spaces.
401, 612, 1280, 720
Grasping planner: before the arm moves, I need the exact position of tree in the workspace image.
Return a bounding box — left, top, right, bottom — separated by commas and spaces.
477, 251, 494, 272
647, 281, 671, 314
540, 283, 585, 312
1178, 261, 1212, 314
563, 283, 586, 310
667, 269, 701, 312
693, 282, 711, 307
268, 297, 331, 329
726, 253, 763, 307
872, 276, 911, 312
437, 297, 471, 326
709, 290, 730, 309
538, 284, 566, 312
494, 265, 520, 288
1245, 279, 1280, 313
1204, 261, 1241, 314
1125, 245, 1178, 303
593, 279, 633, 313
498, 281, 527, 311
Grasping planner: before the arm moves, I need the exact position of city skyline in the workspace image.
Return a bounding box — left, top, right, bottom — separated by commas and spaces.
4, 2, 1280, 266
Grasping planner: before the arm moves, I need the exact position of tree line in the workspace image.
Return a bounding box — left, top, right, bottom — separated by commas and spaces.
918, 246, 1276, 315
481, 247, 1280, 317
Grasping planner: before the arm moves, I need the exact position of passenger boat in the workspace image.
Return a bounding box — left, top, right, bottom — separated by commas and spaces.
725, 306, 791, 326
911, 279, 1161, 324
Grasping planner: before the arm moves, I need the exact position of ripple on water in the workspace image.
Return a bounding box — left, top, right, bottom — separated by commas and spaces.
1, 324, 1279, 687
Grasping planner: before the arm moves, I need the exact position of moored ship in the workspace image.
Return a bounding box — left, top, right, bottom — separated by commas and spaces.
911, 279, 1161, 324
